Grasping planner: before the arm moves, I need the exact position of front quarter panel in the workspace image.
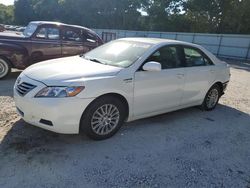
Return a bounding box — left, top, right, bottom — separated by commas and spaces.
76, 73, 134, 120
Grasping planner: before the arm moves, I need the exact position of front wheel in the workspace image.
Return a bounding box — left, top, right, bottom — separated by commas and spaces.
80, 96, 126, 140
201, 84, 221, 111
0, 57, 11, 79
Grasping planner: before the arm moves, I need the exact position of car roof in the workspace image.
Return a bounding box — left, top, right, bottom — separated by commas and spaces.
119, 37, 200, 47
29, 21, 93, 32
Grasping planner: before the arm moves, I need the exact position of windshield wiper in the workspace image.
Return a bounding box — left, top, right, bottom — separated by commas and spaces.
89, 58, 103, 64
84, 57, 107, 65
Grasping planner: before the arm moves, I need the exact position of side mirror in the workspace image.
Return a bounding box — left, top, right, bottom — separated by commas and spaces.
143, 61, 162, 72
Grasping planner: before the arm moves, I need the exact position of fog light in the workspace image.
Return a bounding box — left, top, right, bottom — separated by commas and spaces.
39, 119, 53, 126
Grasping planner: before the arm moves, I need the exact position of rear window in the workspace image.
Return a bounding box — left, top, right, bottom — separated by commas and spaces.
184, 47, 213, 67
83, 32, 98, 43
62, 28, 82, 42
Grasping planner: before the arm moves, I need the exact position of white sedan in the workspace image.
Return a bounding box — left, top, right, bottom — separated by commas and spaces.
14, 38, 230, 140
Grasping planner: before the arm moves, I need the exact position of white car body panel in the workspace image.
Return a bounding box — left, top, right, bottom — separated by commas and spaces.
14, 73, 94, 134
14, 38, 230, 134
24, 56, 122, 86
181, 66, 216, 106
133, 68, 186, 117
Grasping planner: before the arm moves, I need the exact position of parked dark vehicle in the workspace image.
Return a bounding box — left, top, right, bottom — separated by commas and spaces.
0, 24, 5, 32
16, 27, 26, 32
0, 21, 103, 79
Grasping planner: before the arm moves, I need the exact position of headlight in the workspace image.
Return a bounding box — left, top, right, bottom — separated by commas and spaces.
35, 86, 85, 98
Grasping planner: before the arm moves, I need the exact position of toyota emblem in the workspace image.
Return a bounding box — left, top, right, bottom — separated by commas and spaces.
17, 77, 21, 85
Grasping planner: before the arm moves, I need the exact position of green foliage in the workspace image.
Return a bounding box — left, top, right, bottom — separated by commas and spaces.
183, 0, 250, 34
14, 0, 35, 25
0, 4, 14, 24
2, 0, 250, 34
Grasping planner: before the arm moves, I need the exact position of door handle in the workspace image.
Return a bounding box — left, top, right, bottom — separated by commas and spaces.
176, 73, 185, 79
123, 78, 133, 83
210, 70, 215, 73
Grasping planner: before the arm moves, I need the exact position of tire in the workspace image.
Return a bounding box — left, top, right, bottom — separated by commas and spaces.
201, 84, 221, 111
80, 96, 126, 140
0, 57, 11, 79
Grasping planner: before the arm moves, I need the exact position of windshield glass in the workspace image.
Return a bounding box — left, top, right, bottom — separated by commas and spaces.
84, 40, 152, 68
23, 23, 38, 37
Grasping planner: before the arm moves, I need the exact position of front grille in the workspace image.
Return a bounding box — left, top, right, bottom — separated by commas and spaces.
16, 82, 37, 96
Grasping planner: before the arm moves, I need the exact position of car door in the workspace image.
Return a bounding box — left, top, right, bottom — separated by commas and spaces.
180, 46, 216, 106
61, 27, 85, 57
31, 25, 62, 62
133, 45, 186, 117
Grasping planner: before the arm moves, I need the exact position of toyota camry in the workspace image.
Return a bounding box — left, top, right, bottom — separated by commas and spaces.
14, 38, 230, 140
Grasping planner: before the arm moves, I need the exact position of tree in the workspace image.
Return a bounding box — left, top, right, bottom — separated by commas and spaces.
0, 4, 14, 24
14, 0, 35, 25
9, 0, 250, 34
182, 0, 250, 34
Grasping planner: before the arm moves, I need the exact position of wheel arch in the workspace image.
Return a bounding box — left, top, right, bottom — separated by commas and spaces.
0, 55, 13, 68
201, 81, 224, 105
201, 81, 223, 111
82, 92, 130, 122
212, 81, 223, 95
0, 43, 29, 69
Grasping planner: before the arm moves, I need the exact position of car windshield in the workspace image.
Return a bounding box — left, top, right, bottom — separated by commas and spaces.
23, 23, 38, 37
83, 40, 152, 68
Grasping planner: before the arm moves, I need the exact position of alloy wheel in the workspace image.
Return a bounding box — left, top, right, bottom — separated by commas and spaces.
91, 104, 120, 136
206, 88, 219, 109
0, 59, 8, 78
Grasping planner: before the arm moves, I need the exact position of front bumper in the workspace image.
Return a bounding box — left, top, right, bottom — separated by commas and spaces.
14, 74, 94, 134
223, 81, 229, 92
220, 81, 229, 96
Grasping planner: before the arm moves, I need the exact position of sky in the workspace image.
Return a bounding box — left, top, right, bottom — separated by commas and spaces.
0, 0, 14, 5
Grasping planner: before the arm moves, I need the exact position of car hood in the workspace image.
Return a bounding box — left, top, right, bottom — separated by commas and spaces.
0, 32, 26, 40
24, 56, 122, 86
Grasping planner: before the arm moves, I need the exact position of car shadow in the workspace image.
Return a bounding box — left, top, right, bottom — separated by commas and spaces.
1, 103, 249, 157
0, 70, 21, 97
7, 70, 22, 79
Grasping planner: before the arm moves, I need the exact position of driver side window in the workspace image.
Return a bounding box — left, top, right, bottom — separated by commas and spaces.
36, 27, 59, 40
146, 46, 182, 69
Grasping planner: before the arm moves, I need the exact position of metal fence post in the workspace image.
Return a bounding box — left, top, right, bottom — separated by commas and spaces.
217, 35, 223, 57
246, 41, 250, 60
192, 33, 196, 43
175, 33, 178, 40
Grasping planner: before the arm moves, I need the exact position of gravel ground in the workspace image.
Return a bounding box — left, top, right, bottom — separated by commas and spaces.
0, 61, 250, 188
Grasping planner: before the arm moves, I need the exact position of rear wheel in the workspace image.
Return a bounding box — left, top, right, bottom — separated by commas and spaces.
201, 84, 221, 111
0, 57, 11, 79
80, 96, 126, 140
